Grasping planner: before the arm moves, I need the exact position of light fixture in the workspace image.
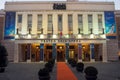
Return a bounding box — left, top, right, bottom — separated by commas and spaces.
66, 34, 69, 38
101, 34, 106, 38
78, 34, 82, 38
27, 34, 31, 39
40, 34, 44, 39
15, 34, 19, 39
90, 34, 94, 38
53, 34, 57, 39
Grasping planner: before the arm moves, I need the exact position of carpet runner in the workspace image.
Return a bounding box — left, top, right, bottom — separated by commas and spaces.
57, 62, 77, 80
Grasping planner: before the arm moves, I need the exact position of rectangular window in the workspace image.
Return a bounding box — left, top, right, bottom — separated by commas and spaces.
98, 14, 103, 30
68, 14, 73, 31
17, 14, 22, 31
88, 15, 93, 30
37, 15, 42, 31
58, 15, 62, 31
27, 14, 32, 30
78, 14, 83, 31
18, 14, 22, 23
48, 15, 53, 31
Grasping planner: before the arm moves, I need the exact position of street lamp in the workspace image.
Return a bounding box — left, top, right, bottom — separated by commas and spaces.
90, 28, 94, 38
27, 28, 32, 39
15, 28, 19, 39
78, 28, 82, 38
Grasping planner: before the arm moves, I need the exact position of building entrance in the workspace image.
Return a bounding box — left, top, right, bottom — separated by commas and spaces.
82, 44, 102, 61
69, 44, 78, 61
44, 44, 53, 62
57, 44, 65, 62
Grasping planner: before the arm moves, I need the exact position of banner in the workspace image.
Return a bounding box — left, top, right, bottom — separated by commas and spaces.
78, 44, 82, 60
4, 12, 16, 39
104, 11, 116, 39
40, 43, 44, 61
66, 43, 69, 60
52, 43, 56, 59
90, 43, 95, 59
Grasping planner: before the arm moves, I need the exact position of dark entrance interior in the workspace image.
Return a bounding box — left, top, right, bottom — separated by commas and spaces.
57, 44, 65, 62
44, 44, 53, 62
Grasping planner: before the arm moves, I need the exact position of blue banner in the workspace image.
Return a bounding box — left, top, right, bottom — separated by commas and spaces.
4, 12, 16, 39
90, 43, 94, 59
66, 43, 69, 60
78, 44, 82, 59
40, 43, 44, 61
27, 44, 31, 59
104, 11, 116, 39
52, 43, 56, 59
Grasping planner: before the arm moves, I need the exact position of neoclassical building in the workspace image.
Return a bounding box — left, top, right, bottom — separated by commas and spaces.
2, 0, 119, 62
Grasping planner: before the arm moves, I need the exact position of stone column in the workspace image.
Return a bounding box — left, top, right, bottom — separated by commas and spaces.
14, 43, 19, 62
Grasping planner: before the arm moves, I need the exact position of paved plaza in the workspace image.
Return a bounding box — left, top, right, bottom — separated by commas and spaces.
0, 62, 120, 80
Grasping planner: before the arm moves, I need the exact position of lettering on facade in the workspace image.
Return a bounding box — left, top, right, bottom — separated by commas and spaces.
40, 39, 80, 43
53, 3, 66, 10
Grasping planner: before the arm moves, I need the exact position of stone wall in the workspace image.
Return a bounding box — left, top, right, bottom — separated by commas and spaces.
107, 39, 119, 61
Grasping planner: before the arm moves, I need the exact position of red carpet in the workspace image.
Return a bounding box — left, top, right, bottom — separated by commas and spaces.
57, 62, 77, 80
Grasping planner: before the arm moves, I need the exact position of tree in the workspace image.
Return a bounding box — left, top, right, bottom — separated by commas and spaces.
0, 44, 8, 73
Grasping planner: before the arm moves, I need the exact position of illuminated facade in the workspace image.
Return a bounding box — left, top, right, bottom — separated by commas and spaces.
2, 0, 119, 62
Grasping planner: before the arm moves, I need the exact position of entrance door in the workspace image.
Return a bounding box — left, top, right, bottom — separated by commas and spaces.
69, 44, 78, 61
57, 44, 65, 62
44, 44, 53, 62
82, 44, 90, 61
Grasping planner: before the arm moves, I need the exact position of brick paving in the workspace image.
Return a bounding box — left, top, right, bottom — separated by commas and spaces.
0, 62, 120, 80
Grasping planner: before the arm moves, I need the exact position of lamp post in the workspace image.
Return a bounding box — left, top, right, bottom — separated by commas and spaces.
90, 28, 93, 34
28, 28, 31, 34
16, 28, 19, 34
41, 28, 43, 34
15, 28, 19, 39
78, 28, 81, 34
102, 28, 104, 34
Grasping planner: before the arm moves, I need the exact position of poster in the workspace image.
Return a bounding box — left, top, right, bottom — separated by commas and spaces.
104, 11, 116, 39
4, 12, 16, 39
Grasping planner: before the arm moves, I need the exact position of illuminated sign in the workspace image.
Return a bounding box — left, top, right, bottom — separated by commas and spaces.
53, 3, 66, 10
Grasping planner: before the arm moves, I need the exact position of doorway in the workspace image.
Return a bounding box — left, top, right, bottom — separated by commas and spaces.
44, 44, 53, 62
57, 44, 65, 62
69, 44, 78, 61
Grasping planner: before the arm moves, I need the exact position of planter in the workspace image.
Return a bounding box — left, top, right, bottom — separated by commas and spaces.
0, 45, 8, 73
70, 60, 77, 67
38, 68, 50, 80
76, 62, 84, 72
39, 75, 50, 80
0, 67, 5, 73
84, 66, 98, 80
45, 63, 53, 72
85, 75, 97, 80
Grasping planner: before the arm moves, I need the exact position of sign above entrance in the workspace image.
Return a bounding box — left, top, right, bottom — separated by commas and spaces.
53, 3, 66, 10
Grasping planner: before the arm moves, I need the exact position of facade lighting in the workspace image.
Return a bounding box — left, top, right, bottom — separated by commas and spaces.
40, 34, 44, 39
53, 34, 57, 39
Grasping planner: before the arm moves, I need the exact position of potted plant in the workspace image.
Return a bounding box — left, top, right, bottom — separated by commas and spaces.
38, 68, 50, 80
84, 66, 98, 80
68, 58, 72, 64
76, 62, 84, 72
45, 62, 53, 72
70, 59, 77, 67
0, 44, 8, 73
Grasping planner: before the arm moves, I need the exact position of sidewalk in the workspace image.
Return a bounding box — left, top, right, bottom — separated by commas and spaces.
0, 62, 120, 80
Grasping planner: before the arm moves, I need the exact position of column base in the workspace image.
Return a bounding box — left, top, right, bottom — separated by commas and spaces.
27, 59, 31, 63
78, 59, 82, 62
90, 59, 95, 62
